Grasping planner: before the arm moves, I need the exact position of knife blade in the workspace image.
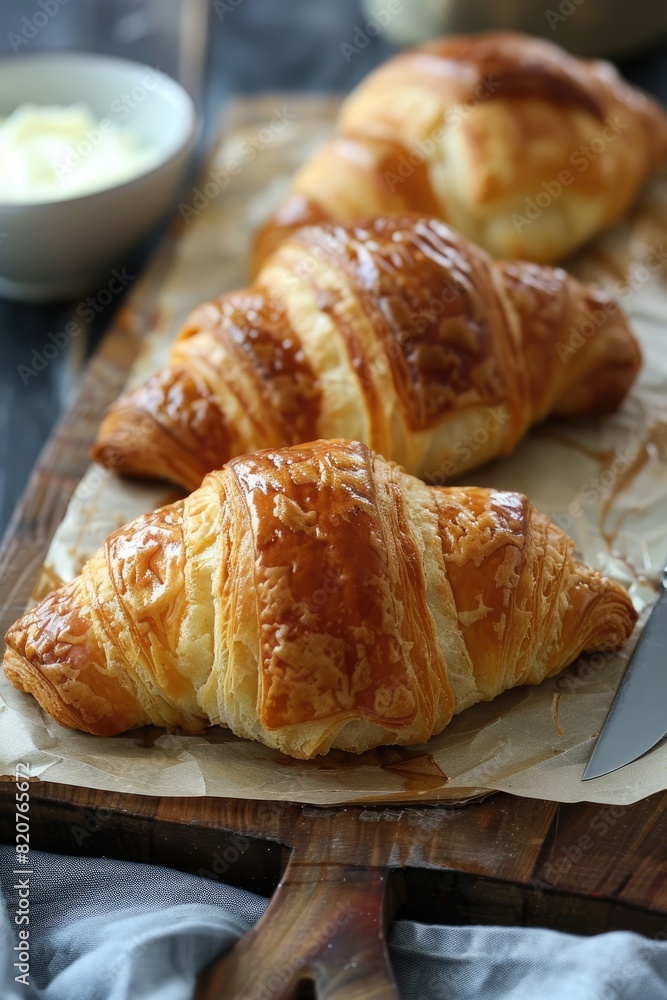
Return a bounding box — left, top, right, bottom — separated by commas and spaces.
583, 568, 667, 781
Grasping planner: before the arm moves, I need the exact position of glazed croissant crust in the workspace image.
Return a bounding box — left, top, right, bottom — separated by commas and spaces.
4, 440, 637, 758
92, 216, 640, 493
253, 31, 667, 267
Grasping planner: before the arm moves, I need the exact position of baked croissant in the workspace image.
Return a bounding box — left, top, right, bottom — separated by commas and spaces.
4, 440, 637, 758
92, 215, 640, 493
253, 31, 667, 268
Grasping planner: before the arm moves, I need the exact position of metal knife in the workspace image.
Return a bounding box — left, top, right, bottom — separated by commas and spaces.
583, 564, 667, 780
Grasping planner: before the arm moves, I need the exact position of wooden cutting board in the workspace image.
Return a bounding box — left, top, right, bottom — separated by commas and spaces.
2, 97, 667, 999
2, 780, 667, 997
2, 277, 667, 998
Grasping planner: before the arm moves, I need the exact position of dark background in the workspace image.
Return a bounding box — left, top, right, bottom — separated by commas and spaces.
1, 0, 666, 538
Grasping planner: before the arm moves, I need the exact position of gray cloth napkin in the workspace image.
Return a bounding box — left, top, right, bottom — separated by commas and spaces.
2, 846, 667, 999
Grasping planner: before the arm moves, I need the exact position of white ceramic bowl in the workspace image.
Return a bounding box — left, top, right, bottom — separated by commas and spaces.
0, 52, 197, 301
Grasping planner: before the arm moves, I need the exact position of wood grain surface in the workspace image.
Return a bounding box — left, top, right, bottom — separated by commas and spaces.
2, 780, 667, 997
1, 96, 666, 999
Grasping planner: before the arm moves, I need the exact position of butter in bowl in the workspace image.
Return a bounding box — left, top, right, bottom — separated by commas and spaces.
0, 52, 197, 302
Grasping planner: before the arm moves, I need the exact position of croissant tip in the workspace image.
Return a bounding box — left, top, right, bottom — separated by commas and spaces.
3, 586, 146, 738
4, 646, 86, 732
93, 366, 233, 493
580, 571, 639, 656
93, 408, 205, 494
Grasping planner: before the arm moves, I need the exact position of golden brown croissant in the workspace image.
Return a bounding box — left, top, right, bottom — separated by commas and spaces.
253, 31, 667, 268
4, 440, 637, 758
92, 216, 640, 493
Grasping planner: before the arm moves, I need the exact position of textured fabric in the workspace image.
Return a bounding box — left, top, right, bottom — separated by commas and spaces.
2, 846, 667, 999
390, 922, 667, 1000
0, 848, 267, 1000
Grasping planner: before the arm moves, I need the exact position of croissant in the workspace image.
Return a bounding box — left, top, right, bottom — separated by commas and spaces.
253, 31, 667, 268
4, 440, 637, 758
92, 215, 641, 493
